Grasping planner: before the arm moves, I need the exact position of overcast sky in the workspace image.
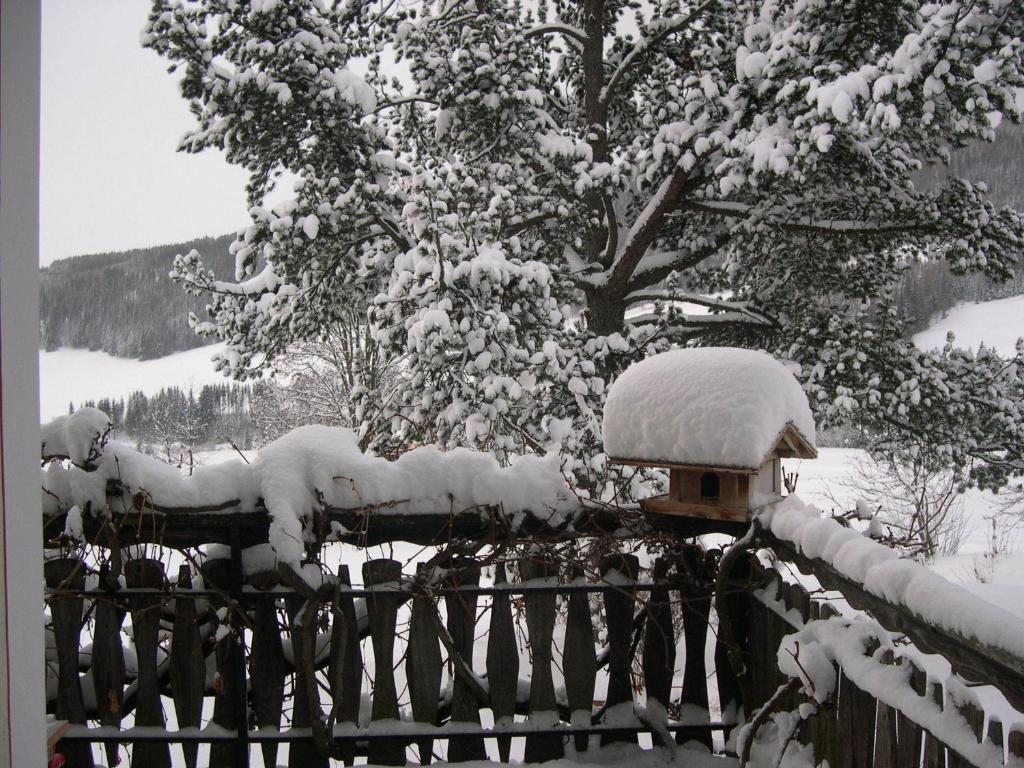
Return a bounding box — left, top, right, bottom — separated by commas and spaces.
40, 0, 251, 266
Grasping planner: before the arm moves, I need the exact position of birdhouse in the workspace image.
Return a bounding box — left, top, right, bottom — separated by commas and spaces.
603, 347, 817, 523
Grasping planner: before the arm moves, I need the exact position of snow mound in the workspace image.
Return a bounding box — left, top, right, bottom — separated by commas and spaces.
41, 407, 112, 465
602, 348, 816, 469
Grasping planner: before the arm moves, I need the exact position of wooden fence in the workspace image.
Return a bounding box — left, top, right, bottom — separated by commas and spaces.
42, 498, 1024, 767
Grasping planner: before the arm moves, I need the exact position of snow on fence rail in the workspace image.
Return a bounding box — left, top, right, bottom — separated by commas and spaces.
39, 409, 1024, 767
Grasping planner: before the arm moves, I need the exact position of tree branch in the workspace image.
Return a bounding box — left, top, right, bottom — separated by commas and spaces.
602, 1, 715, 105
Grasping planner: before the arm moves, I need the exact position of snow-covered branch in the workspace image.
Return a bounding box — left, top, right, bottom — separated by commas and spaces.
601, 1, 715, 105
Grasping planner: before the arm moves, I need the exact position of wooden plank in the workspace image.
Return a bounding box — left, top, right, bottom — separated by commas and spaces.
850, 673, 878, 768
641, 497, 749, 522
520, 555, 564, 762
329, 565, 361, 767
486, 562, 519, 762
987, 716, 1004, 763
202, 557, 250, 768
285, 591, 327, 768
608, 457, 759, 474
642, 558, 675, 745
601, 553, 639, 745
675, 548, 712, 749
714, 551, 750, 725
835, 670, 855, 768
1008, 724, 1024, 760
364, 558, 405, 766
44, 558, 94, 768
247, 569, 285, 768
923, 681, 947, 768
745, 558, 776, 714
895, 659, 925, 768
169, 565, 205, 768
444, 562, 486, 761
871, 651, 898, 768
407, 563, 442, 765
810, 600, 840, 767
90, 577, 126, 768
124, 558, 171, 768
950, 688, 985, 768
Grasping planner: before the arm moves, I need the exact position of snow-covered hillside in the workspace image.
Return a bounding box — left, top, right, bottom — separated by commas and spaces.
912, 294, 1024, 357
39, 343, 226, 420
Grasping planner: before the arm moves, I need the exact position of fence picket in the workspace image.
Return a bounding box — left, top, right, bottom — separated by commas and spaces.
643, 558, 675, 747
563, 563, 596, 753
601, 553, 639, 745
1008, 725, 1024, 760
521, 554, 564, 762
675, 547, 712, 748
364, 558, 405, 766
812, 602, 840, 768
872, 651, 898, 768
444, 563, 486, 762
486, 561, 520, 762
407, 563, 443, 765
950, 685, 985, 768
45, 558, 94, 768
125, 557, 170, 768
850, 671, 878, 768
894, 659, 926, 768
329, 565, 362, 767
247, 568, 285, 768
170, 565, 205, 768
923, 681, 947, 768
714, 553, 751, 725
202, 557, 249, 768
91, 566, 126, 768
988, 716, 1005, 764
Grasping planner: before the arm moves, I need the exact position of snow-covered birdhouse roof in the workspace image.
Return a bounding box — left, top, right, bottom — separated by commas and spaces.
603, 347, 817, 471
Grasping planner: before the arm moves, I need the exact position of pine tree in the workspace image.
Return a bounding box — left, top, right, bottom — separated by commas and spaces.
145, 0, 1024, 491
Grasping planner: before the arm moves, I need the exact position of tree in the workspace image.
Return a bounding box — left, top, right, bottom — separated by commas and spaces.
250, 311, 398, 445
144, 0, 1024, 491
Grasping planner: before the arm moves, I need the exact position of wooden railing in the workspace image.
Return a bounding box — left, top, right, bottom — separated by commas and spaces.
751, 532, 1024, 768
43, 493, 1024, 767
44, 500, 760, 768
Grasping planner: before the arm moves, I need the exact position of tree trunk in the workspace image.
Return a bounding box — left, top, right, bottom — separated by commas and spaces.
584, 286, 626, 336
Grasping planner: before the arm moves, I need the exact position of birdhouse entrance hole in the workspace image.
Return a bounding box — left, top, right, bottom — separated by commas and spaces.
700, 472, 720, 500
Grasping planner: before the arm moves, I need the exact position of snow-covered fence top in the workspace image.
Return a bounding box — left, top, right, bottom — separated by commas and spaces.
602, 348, 816, 470
759, 495, 1024, 715
42, 408, 576, 566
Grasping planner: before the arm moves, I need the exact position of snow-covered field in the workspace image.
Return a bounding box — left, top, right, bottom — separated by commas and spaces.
39, 343, 227, 420
912, 294, 1024, 357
